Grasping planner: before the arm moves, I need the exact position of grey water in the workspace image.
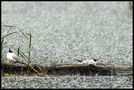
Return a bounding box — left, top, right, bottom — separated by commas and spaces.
2, 1, 133, 89
1, 76, 133, 89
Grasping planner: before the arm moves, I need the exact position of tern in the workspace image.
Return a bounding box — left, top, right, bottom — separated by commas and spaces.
6, 48, 22, 64
76, 58, 98, 65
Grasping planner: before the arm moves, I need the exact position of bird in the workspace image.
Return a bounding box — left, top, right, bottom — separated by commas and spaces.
76, 58, 98, 65
6, 48, 22, 64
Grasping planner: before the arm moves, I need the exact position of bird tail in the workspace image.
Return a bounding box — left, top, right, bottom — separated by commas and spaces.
93, 58, 99, 62
76, 60, 83, 62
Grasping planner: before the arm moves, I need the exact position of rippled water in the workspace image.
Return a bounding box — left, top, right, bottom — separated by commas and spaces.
2, 2, 133, 89
2, 2, 132, 66
2, 76, 132, 89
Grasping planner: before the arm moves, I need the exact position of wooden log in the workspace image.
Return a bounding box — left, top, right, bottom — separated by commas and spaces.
1, 63, 132, 76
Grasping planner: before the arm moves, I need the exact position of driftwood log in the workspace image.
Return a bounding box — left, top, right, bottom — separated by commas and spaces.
1, 63, 132, 76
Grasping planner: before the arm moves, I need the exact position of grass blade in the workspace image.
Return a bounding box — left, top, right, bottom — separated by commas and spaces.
20, 30, 28, 39
27, 32, 33, 65
17, 45, 20, 56
2, 41, 7, 47
14, 48, 29, 62
2, 25, 15, 27
19, 53, 28, 61
19, 50, 29, 61
2, 31, 17, 39
29, 32, 32, 48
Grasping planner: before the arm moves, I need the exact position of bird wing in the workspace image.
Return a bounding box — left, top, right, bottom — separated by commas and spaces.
82, 60, 97, 65
12, 53, 22, 63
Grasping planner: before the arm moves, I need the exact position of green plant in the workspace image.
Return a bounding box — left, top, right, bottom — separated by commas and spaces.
14, 31, 33, 65
129, 1, 133, 10
1, 25, 17, 63
27, 32, 32, 65
14, 30, 40, 74
128, 1, 133, 16
2, 25, 43, 75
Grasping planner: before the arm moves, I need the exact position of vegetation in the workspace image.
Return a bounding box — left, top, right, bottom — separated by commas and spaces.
129, 1, 133, 10
15, 31, 33, 65
1, 25, 45, 76
1, 25, 17, 64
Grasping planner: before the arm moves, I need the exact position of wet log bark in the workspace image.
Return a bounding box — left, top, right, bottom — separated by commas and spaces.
1, 63, 132, 76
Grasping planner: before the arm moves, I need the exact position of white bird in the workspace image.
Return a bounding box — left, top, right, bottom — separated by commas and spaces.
6, 48, 21, 64
76, 58, 98, 65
